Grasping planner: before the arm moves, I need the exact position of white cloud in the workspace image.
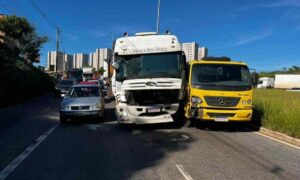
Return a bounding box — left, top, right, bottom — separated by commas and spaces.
215, 29, 273, 49
234, 29, 273, 46
238, 0, 300, 10
261, 0, 300, 8
64, 33, 79, 41
87, 30, 107, 38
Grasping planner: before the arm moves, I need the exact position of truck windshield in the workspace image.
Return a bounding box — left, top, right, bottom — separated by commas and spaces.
59, 80, 73, 85
191, 64, 251, 91
115, 52, 184, 80
69, 71, 82, 78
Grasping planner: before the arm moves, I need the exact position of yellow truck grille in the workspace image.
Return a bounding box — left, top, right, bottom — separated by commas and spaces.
204, 96, 240, 107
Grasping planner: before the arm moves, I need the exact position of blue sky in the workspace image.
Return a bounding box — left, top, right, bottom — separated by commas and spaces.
1, 0, 300, 71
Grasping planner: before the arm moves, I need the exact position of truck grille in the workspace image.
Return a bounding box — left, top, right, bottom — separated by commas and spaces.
204, 96, 240, 107
126, 90, 180, 106
71, 106, 90, 110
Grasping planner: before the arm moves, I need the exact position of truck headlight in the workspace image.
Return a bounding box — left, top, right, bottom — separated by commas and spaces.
242, 99, 252, 105
191, 96, 202, 104
242, 100, 247, 105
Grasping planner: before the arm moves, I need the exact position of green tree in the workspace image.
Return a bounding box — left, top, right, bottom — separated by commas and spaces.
99, 67, 106, 75
0, 15, 48, 65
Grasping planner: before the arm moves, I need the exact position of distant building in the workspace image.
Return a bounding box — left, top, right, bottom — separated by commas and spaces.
47, 51, 64, 72
73, 53, 89, 69
89, 52, 96, 67
182, 42, 198, 62
198, 47, 208, 60
64, 54, 73, 71
90, 48, 112, 77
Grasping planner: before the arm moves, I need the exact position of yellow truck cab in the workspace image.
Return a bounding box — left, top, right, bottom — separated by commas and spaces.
185, 58, 258, 122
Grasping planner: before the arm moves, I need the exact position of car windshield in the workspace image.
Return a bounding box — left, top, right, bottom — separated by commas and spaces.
192, 64, 251, 87
59, 80, 73, 85
115, 52, 184, 80
66, 87, 99, 97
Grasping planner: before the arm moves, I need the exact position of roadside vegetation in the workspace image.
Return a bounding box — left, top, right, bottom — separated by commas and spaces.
0, 15, 53, 108
259, 66, 300, 78
253, 89, 300, 138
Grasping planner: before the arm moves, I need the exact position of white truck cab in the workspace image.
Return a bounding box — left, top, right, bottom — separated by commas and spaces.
112, 32, 186, 124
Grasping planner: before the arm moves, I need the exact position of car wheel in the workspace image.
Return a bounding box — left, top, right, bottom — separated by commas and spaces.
60, 115, 67, 123
98, 111, 104, 121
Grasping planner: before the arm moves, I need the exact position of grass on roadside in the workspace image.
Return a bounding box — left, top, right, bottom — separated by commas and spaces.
253, 89, 300, 138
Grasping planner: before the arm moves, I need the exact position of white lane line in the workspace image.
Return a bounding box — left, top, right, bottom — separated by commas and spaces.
102, 121, 118, 125
176, 164, 193, 180
181, 134, 190, 140
0, 123, 59, 180
254, 132, 300, 150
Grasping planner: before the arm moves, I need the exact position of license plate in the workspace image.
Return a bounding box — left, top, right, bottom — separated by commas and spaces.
214, 117, 228, 122
147, 108, 161, 113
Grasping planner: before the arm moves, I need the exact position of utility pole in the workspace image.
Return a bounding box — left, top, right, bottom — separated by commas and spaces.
156, 0, 161, 34
55, 27, 61, 72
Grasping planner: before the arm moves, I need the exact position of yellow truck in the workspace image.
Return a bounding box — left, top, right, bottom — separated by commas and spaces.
184, 58, 258, 122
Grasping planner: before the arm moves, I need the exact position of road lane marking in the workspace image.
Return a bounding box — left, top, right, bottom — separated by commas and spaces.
102, 121, 118, 125
0, 123, 59, 180
254, 132, 300, 150
181, 134, 190, 140
176, 164, 193, 180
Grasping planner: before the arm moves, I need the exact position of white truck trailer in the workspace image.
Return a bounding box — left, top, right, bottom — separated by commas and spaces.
112, 32, 186, 124
82, 67, 94, 81
274, 74, 300, 89
257, 77, 275, 88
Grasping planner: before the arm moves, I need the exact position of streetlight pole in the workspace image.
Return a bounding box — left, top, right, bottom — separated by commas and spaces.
55, 27, 61, 72
156, 0, 161, 34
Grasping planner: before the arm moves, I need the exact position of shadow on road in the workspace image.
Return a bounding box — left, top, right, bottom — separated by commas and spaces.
9, 99, 196, 180
191, 121, 260, 132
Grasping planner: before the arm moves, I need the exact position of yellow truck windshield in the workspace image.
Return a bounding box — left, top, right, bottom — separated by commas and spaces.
191, 64, 251, 91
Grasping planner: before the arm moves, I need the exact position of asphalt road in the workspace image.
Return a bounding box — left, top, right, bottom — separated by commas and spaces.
0, 94, 299, 180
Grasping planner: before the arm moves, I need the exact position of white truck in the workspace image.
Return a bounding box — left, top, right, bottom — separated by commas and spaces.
274, 74, 300, 89
82, 67, 94, 81
257, 77, 275, 88
112, 32, 186, 124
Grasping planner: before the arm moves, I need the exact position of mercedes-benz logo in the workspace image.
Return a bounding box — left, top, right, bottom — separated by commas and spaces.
145, 81, 157, 86
218, 98, 225, 105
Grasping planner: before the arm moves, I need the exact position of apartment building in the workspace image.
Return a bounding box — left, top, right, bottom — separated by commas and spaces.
198, 47, 208, 60
64, 54, 74, 71
47, 51, 64, 72
182, 42, 198, 62
73, 53, 89, 69
90, 48, 112, 77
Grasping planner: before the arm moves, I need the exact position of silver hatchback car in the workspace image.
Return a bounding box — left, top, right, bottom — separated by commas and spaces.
59, 84, 105, 123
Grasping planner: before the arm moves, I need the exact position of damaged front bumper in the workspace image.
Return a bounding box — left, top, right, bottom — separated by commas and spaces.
115, 103, 179, 124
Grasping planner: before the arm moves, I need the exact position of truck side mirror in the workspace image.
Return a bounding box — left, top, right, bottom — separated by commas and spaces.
251, 72, 259, 85
112, 62, 119, 70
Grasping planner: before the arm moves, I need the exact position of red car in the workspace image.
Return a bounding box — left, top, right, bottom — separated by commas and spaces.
79, 81, 98, 85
